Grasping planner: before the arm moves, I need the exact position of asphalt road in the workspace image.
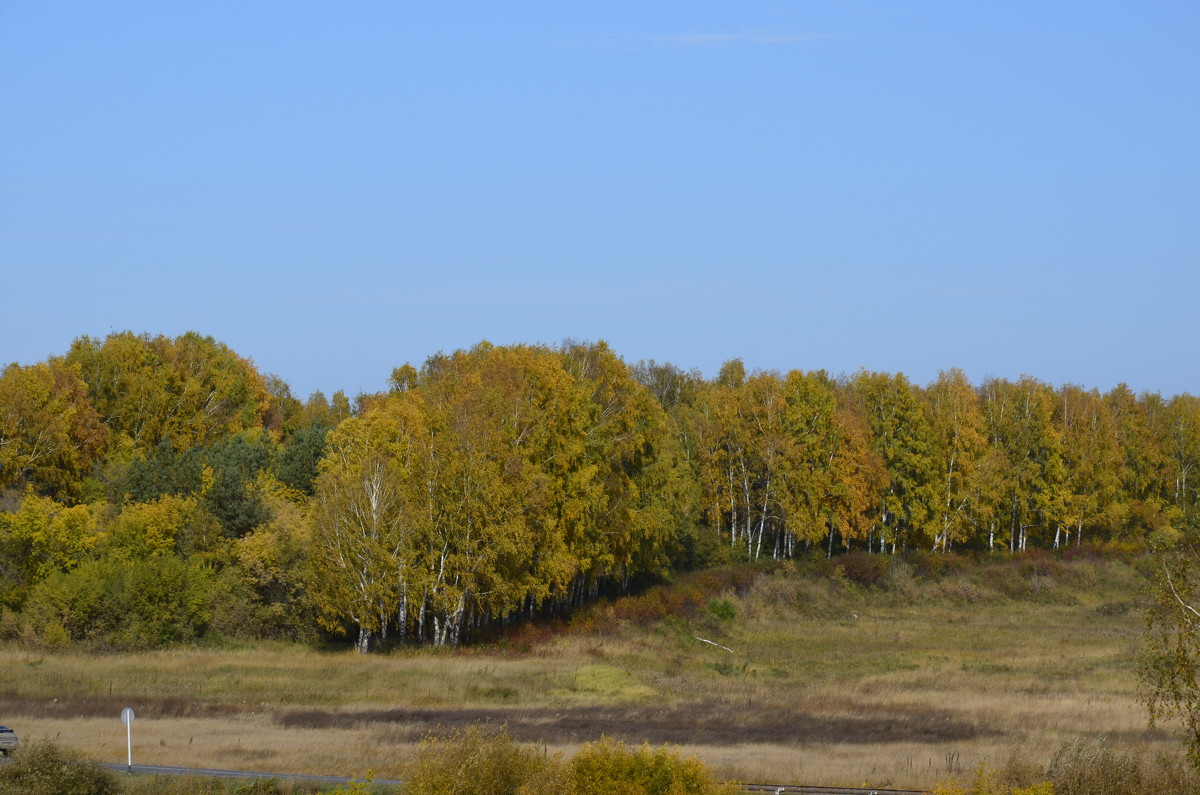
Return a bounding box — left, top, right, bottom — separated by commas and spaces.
99, 761, 404, 786
0, 758, 403, 788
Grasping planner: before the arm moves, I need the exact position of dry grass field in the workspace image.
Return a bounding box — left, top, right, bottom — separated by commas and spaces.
0, 554, 1178, 790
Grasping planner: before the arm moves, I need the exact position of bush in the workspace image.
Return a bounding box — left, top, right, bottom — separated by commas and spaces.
569, 737, 737, 795
704, 597, 737, 621
402, 726, 736, 795
0, 740, 119, 795
19, 555, 215, 649
403, 724, 561, 795
1048, 738, 1199, 795
1048, 738, 1142, 795
835, 552, 889, 586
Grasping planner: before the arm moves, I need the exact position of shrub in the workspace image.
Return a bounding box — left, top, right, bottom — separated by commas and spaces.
704, 597, 737, 622
233, 779, 285, 794
0, 740, 119, 795
19, 555, 215, 649
403, 724, 560, 795
932, 768, 1052, 795
835, 552, 889, 586
1048, 738, 1141, 795
931, 578, 983, 603
0, 609, 19, 639
1046, 737, 1199, 795
902, 549, 968, 579
401, 727, 736, 795
568, 737, 738, 795
886, 559, 918, 599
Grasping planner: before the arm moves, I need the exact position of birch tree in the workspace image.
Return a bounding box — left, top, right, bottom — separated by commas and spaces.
1142, 531, 1200, 770
851, 370, 938, 553
979, 376, 1068, 552
309, 405, 413, 652
1056, 385, 1124, 547
924, 369, 986, 552
1161, 395, 1200, 520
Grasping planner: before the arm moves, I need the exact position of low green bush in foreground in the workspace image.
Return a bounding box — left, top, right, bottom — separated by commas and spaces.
0, 740, 120, 795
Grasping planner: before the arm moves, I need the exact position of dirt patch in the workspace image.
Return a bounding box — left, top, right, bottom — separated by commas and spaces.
1, 691, 996, 748
279, 700, 995, 746
0, 691, 243, 720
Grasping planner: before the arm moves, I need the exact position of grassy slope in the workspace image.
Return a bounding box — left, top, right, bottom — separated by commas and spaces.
0, 553, 1175, 789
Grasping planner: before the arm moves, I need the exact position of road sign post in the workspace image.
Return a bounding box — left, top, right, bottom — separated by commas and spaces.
120, 707, 134, 772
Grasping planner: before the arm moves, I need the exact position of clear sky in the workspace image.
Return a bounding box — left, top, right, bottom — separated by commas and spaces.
2, 2, 1197, 399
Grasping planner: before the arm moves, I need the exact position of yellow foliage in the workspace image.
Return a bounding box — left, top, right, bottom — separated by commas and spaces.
107, 494, 220, 560
1, 490, 103, 578
933, 763, 1054, 795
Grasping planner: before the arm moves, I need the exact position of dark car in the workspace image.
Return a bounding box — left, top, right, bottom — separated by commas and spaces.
0, 725, 17, 756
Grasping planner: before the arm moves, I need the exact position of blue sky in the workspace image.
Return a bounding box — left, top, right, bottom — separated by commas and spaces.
2, 2, 1197, 399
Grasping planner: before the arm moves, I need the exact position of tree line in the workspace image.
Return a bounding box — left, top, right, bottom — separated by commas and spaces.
1, 331, 1196, 650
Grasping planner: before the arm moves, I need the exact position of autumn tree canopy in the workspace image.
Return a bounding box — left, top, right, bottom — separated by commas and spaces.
2, 330, 1198, 650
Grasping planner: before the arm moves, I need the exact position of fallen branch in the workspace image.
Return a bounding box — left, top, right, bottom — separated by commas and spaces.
694, 636, 734, 654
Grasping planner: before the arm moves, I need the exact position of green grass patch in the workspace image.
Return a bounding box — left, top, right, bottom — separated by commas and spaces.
570, 664, 657, 699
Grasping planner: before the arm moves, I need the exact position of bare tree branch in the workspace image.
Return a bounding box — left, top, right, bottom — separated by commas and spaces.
1163, 562, 1200, 626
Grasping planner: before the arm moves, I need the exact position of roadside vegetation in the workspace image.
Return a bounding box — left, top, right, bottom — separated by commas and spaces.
2, 731, 736, 795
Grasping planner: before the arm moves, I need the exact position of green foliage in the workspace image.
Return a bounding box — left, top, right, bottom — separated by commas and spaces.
200, 432, 276, 538
118, 436, 207, 503
20, 555, 216, 648
0, 740, 119, 795
924, 369, 988, 552
232, 780, 284, 795
704, 596, 737, 621
118, 774, 334, 794
230, 492, 321, 642
117, 431, 276, 540
1140, 534, 1200, 769
0, 491, 102, 597
274, 421, 330, 494
106, 495, 222, 561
